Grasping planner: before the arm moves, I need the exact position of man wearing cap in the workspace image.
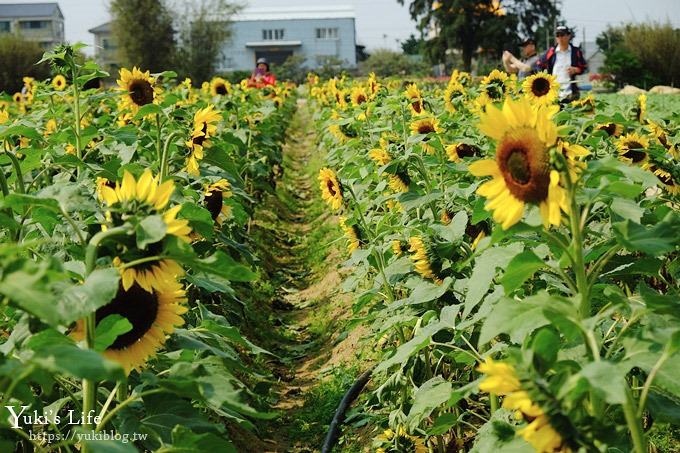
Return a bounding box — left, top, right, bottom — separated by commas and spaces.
247, 57, 277, 88
502, 38, 539, 80
534, 26, 587, 101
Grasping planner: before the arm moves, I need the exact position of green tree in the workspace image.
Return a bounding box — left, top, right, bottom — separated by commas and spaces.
172, 0, 239, 84
110, 0, 176, 71
276, 54, 308, 84
597, 22, 680, 88
401, 33, 425, 55
397, 0, 557, 71
0, 34, 50, 94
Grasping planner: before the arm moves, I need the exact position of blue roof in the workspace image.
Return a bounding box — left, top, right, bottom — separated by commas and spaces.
0, 3, 63, 19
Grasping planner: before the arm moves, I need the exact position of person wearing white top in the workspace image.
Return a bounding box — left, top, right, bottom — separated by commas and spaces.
534, 26, 588, 102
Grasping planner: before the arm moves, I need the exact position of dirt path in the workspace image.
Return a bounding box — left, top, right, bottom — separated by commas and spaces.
244, 101, 364, 452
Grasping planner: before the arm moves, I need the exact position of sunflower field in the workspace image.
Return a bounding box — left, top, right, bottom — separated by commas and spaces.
0, 43, 679, 453
310, 70, 680, 452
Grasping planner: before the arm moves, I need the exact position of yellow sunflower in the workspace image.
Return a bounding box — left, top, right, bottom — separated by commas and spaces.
405, 83, 425, 115
114, 256, 184, 293
647, 120, 678, 158
446, 143, 480, 162
117, 67, 158, 112
469, 97, 567, 230
649, 165, 680, 195
392, 240, 403, 256
185, 105, 221, 176
408, 236, 442, 284
595, 123, 623, 137
204, 179, 233, 225
72, 280, 187, 373
410, 116, 441, 154
368, 148, 391, 166
477, 358, 568, 453
367, 72, 381, 98
210, 77, 231, 96
387, 172, 409, 193
476, 69, 510, 108
52, 74, 67, 91
570, 94, 595, 113
339, 216, 362, 253
99, 170, 192, 242
616, 133, 650, 166
522, 72, 559, 106
557, 140, 590, 178
319, 168, 343, 210
444, 81, 465, 112
350, 87, 368, 106
0, 109, 8, 125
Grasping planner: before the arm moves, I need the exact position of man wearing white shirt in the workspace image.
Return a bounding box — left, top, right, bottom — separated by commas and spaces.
534, 26, 588, 102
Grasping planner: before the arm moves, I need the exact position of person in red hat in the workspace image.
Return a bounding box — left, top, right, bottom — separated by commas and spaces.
247, 57, 277, 88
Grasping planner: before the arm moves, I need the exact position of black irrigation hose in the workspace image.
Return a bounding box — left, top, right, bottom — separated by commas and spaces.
321, 366, 375, 453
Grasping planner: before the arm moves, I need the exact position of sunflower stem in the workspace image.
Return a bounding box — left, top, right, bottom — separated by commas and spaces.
0, 161, 10, 197
70, 62, 82, 173
155, 114, 163, 162
82, 225, 132, 437
159, 131, 182, 181
564, 170, 589, 319
5, 150, 25, 194
623, 386, 647, 453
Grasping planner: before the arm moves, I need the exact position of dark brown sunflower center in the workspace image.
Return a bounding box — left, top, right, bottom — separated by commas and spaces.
497, 134, 550, 203
96, 283, 158, 350
655, 170, 674, 185
192, 122, 209, 147
418, 123, 434, 134
215, 83, 227, 95
412, 100, 423, 113
457, 144, 479, 158
356, 94, 367, 104
531, 77, 551, 96
600, 124, 616, 136
205, 189, 224, 220
507, 150, 531, 184
128, 79, 154, 106
486, 82, 504, 100
326, 180, 337, 196
623, 142, 647, 163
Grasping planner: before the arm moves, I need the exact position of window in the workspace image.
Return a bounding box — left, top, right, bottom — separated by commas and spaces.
316, 27, 339, 40
262, 29, 284, 41
102, 38, 116, 50
0, 22, 10, 33
19, 20, 50, 30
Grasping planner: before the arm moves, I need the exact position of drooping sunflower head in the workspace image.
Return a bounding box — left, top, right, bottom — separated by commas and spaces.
649, 163, 680, 195
72, 281, 187, 373
522, 72, 559, 106
210, 77, 231, 96
616, 132, 650, 165
204, 179, 233, 224
185, 105, 222, 176
444, 81, 466, 112
387, 170, 410, 193
446, 143, 480, 162
596, 122, 623, 137
570, 93, 595, 113
52, 74, 67, 91
408, 236, 442, 284
339, 216, 363, 253
117, 67, 157, 111
646, 120, 675, 157
405, 83, 425, 115
318, 167, 343, 210
368, 148, 391, 166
